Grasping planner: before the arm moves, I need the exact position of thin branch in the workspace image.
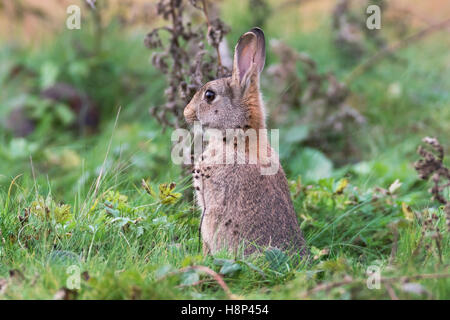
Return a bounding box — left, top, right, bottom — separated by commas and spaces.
201, 0, 224, 76
384, 282, 399, 300
160, 265, 237, 299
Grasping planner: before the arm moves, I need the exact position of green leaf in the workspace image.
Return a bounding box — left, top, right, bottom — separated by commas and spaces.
7, 138, 39, 160
238, 260, 266, 278
54, 103, 75, 125
40, 61, 59, 89
213, 258, 234, 266
158, 182, 181, 205
104, 206, 120, 218
136, 226, 144, 237
219, 261, 242, 276
265, 248, 289, 274
110, 217, 133, 228
68, 60, 90, 79
288, 147, 333, 182
155, 265, 174, 279
180, 269, 199, 286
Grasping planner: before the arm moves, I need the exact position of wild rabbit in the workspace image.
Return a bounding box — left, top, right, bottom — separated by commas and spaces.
184, 28, 308, 257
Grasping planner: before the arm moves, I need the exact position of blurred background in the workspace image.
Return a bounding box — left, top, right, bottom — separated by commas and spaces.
0, 0, 449, 201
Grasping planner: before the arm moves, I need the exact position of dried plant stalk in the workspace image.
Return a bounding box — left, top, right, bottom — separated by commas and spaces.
145, 0, 230, 130
415, 137, 450, 232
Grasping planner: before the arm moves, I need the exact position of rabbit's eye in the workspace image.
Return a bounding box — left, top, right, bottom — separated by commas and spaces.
204, 90, 216, 102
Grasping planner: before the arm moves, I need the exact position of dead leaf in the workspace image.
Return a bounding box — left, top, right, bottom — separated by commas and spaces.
335, 178, 348, 194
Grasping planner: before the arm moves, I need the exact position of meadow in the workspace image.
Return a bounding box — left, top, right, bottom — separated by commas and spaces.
0, 0, 449, 299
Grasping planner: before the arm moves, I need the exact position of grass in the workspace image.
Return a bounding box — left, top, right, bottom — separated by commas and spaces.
0, 2, 449, 299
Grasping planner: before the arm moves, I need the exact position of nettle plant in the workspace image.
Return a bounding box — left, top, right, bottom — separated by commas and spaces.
415, 137, 450, 232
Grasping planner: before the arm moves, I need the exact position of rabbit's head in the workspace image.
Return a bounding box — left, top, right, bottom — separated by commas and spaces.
184, 28, 266, 130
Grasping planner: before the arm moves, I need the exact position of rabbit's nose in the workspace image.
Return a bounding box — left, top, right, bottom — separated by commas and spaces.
184, 102, 197, 124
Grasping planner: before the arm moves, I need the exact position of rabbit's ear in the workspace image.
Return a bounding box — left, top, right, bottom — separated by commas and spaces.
232, 28, 266, 90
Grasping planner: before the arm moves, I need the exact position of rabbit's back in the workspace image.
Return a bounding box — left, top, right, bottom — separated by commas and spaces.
196, 158, 307, 256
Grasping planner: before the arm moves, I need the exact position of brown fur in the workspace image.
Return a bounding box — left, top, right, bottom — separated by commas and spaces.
243, 75, 265, 129
184, 28, 308, 258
